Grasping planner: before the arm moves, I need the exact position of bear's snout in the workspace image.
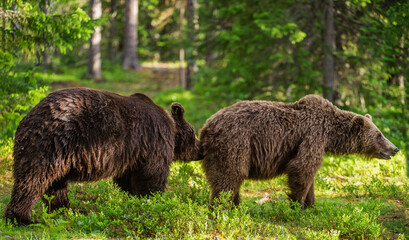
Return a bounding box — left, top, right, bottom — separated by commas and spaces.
389, 147, 399, 157
379, 141, 399, 160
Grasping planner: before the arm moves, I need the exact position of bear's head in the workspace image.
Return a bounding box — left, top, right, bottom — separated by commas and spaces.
352, 114, 399, 159
171, 103, 203, 162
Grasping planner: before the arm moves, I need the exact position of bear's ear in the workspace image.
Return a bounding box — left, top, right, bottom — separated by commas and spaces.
171, 103, 185, 118
365, 114, 372, 121
352, 115, 365, 133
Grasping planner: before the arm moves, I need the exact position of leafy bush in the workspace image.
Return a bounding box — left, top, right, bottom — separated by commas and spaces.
0, 85, 49, 140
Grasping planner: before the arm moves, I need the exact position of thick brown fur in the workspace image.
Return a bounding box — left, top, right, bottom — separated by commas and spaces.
5, 88, 201, 225
200, 95, 399, 207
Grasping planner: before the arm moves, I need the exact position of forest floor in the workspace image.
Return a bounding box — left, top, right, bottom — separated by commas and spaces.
1, 64, 409, 239
47, 63, 181, 96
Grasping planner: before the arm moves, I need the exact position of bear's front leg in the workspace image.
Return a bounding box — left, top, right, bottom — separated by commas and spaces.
304, 182, 315, 207
42, 179, 70, 212
285, 137, 324, 208
287, 171, 315, 208
114, 160, 170, 197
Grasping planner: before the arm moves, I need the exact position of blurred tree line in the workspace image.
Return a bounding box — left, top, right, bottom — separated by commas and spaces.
1, 0, 409, 149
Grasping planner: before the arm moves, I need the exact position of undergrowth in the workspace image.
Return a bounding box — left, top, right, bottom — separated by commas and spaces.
0, 154, 408, 239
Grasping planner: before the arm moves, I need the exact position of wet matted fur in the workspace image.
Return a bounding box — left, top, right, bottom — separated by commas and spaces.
5, 88, 201, 225
199, 95, 399, 207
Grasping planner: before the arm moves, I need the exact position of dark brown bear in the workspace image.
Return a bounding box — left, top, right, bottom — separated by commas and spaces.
200, 95, 399, 207
5, 88, 201, 225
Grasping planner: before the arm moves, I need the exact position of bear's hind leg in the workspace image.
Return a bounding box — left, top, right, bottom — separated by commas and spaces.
114, 163, 170, 197
133, 176, 168, 197
113, 171, 136, 195
42, 179, 70, 212
208, 171, 244, 206
133, 165, 170, 197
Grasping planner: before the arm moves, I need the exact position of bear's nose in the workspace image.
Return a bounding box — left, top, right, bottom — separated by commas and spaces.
394, 148, 399, 154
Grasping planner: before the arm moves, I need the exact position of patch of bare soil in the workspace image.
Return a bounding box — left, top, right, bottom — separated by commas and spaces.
49, 80, 85, 91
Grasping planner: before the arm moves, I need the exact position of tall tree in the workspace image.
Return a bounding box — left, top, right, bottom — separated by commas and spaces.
108, 0, 117, 62
323, 0, 334, 102
122, 0, 141, 69
178, 0, 186, 87
185, 0, 197, 90
88, 0, 102, 79
2, 0, 6, 53
37, 0, 53, 70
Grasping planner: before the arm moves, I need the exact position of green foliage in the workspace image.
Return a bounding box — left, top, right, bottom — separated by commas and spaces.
195, 0, 315, 103
250, 199, 383, 239
0, 0, 99, 68
153, 87, 219, 130
0, 0, 99, 141
2, 153, 408, 239
0, 86, 48, 140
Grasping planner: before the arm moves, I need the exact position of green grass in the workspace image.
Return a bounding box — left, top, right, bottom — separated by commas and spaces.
1, 65, 409, 239
1, 156, 408, 239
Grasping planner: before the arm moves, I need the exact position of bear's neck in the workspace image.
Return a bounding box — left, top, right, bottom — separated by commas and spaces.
325, 111, 363, 155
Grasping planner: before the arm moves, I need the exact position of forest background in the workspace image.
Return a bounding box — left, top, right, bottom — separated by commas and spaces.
0, 0, 409, 239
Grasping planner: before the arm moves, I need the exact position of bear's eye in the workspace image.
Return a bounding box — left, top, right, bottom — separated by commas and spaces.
377, 134, 385, 142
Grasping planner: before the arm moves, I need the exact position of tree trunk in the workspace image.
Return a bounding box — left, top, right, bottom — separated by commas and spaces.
2, 1, 6, 53
108, 0, 117, 62
179, 1, 186, 87
37, 0, 53, 70
185, 0, 197, 90
122, 0, 141, 69
203, 2, 217, 65
323, 0, 334, 102
88, 0, 102, 79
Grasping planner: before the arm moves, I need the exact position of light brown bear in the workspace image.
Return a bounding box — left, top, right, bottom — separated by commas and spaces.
199, 95, 399, 207
6, 88, 201, 225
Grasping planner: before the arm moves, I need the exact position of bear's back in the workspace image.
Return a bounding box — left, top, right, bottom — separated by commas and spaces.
201, 100, 298, 137
13, 88, 175, 171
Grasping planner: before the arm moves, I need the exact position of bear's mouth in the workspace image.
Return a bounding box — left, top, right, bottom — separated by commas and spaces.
379, 152, 391, 160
